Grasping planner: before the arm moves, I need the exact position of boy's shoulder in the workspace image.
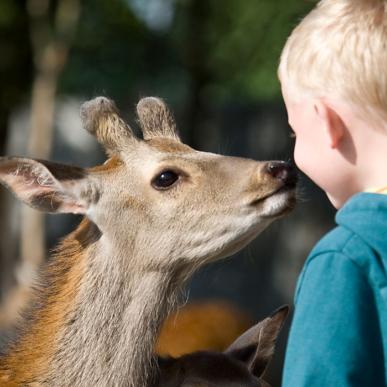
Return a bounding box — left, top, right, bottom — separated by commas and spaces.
311, 193, 387, 256
309, 225, 358, 258
310, 192, 387, 267
306, 225, 372, 278
310, 222, 371, 257
298, 193, 387, 306
287, 198, 387, 387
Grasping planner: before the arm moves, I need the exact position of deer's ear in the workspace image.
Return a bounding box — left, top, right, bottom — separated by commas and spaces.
0, 157, 95, 214
225, 306, 289, 378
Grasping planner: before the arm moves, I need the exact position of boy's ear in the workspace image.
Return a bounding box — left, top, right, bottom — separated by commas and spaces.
314, 101, 345, 149
0, 157, 96, 214
225, 306, 289, 378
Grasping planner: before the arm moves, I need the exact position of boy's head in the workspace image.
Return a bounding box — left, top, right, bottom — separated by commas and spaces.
279, 0, 387, 208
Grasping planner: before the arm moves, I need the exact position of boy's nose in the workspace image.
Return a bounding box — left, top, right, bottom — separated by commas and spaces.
266, 161, 298, 187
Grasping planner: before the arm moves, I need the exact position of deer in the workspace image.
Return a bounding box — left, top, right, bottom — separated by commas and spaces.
155, 306, 289, 387
0, 96, 297, 386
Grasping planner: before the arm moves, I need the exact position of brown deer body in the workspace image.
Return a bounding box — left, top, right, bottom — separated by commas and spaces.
0, 97, 297, 386
156, 306, 289, 387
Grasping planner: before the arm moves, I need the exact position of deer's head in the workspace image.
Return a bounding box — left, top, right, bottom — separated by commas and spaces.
156, 306, 289, 387
0, 97, 297, 272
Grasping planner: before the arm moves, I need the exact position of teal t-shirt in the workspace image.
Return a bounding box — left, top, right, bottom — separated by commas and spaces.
282, 193, 387, 387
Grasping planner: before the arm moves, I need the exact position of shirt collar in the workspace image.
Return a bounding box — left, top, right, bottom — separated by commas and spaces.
366, 186, 387, 194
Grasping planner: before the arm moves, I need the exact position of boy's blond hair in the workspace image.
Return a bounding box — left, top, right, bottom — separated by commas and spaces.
279, 0, 387, 126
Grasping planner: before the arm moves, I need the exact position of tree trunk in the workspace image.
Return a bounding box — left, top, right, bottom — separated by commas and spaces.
0, 0, 80, 331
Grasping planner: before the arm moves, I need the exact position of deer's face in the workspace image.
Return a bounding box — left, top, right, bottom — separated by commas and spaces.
0, 97, 297, 273
79, 98, 296, 272
84, 99, 296, 269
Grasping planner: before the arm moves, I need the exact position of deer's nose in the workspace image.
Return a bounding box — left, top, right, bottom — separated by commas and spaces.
265, 161, 298, 187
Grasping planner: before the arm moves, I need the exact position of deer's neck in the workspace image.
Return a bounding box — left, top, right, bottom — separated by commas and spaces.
1, 219, 181, 387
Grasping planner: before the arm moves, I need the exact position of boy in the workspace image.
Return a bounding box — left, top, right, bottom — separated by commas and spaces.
278, 1, 387, 386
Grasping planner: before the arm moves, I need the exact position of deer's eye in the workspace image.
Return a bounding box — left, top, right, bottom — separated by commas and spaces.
152, 170, 179, 190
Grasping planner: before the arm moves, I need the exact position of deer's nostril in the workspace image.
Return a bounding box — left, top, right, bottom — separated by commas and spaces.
266, 161, 298, 186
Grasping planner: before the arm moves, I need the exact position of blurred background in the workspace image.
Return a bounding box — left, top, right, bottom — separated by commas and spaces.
0, 0, 335, 385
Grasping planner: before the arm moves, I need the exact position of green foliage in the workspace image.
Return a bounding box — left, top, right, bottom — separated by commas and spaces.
0, 0, 31, 126
60, 0, 147, 100
203, 0, 315, 100
1, 0, 316, 115
0, 0, 19, 27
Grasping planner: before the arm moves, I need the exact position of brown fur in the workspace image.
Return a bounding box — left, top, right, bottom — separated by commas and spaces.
89, 155, 124, 173
80, 97, 135, 155
137, 97, 180, 141
156, 306, 289, 387
0, 219, 99, 384
146, 138, 193, 154
156, 302, 252, 357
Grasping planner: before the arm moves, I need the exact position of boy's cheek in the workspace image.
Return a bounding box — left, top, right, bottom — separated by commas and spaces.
294, 145, 336, 200
293, 143, 320, 184
293, 141, 308, 174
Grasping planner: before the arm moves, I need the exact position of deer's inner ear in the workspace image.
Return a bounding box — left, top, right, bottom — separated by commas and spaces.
0, 157, 93, 214
228, 345, 257, 366
224, 306, 289, 379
